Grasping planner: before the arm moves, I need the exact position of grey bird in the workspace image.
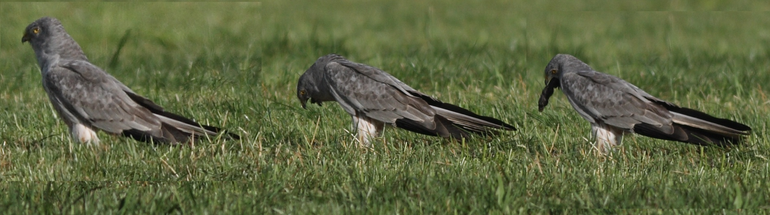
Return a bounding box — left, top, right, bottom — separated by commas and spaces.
296, 54, 515, 145
22, 16, 238, 145
539, 54, 751, 154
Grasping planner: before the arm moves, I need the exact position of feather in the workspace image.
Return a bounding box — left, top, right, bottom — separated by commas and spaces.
23, 16, 238, 145
298, 54, 515, 143
542, 54, 751, 152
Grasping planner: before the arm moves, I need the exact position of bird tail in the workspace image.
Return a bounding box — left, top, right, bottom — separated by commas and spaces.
633, 102, 750, 147
157, 112, 240, 142
123, 92, 240, 144
412, 94, 516, 137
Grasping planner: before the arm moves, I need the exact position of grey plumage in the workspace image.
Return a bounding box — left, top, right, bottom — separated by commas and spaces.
22, 16, 238, 145
539, 54, 750, 153
297, 54, 515, 144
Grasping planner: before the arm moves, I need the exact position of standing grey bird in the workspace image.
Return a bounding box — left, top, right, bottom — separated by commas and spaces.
539, 54, 751, 154
22, 16, 238, 145
296, 54, 515, 145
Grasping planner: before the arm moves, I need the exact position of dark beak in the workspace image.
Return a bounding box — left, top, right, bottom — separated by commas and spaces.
21, 33, 30, 43
300, 97, 322, 109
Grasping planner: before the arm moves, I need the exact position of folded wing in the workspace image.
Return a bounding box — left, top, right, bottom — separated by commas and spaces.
323, 58, 514, 139
45, 60, 237, 144
561, 70, 750, 146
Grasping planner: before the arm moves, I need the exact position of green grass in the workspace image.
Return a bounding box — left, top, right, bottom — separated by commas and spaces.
1, 1, 770, 213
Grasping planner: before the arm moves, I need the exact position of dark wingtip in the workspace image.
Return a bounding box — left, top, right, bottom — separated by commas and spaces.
122, 127, 179, 145
633, 122, 745, 148
197, 124, 241, 140
224, 130, 241, 140
124, 91, 240, 142
409, 93, 515, 134
497, 122, 517, 131
653, 100, 752, 133
395, 115, 471, 140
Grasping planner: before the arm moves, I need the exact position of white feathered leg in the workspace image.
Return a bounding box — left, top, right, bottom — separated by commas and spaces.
71, 123, 100, 146
591, 123, 623, 155
352, 115, 384, 146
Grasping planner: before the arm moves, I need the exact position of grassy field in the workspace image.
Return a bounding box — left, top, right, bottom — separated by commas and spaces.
2, 1, 770, 213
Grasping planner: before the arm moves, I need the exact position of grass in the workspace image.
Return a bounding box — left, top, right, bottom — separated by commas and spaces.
1, 1, 770, 213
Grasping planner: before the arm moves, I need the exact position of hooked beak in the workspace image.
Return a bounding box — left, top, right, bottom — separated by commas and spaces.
299, 96, 323, 109
300, 99, 323, 109
21, 32, 30, 43
301, 100, 323, 109
300, 99, 307, 109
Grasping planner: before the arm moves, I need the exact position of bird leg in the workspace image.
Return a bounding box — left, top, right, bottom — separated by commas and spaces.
70, 123, 100, 146
591, 123, 623, 155
353, 115, 384, 147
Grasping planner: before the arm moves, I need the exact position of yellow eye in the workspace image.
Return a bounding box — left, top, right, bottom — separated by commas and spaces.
300, 90, 306, 96
550, 69, 557, 74
32, 27, 39, 34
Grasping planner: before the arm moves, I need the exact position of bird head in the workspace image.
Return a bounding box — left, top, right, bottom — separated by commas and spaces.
539, 54, 574, 112
22, 17, 67, 46
22, 17, 87, 65
296, 79, 311, 109
296, 54, 344, 109
544, 54, 593, 86
539, 54, 594, 112
543, 55, 564, 87
296, 72, 322, 109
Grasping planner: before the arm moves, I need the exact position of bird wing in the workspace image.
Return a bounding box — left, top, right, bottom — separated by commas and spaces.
322, 61, 439, 130
561, 69, 750, 144
43, 60, 163, 134
560, 70, 676, 133
334, 59, 420, 94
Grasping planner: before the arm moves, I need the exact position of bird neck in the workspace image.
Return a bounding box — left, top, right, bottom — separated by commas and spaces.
311, 72, 336, 102
40, 34, 89, 62
564, 60, 592, 73
34, 36, 89, 74
34, 51, 58, 73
